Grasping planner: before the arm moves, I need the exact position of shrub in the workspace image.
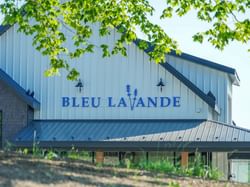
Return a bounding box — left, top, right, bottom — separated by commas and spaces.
45, 150, 58, 160
130, 153, 221, 181
134, 159, 176, 173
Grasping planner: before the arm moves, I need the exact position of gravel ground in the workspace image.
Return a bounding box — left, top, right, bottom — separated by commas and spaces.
0, 152, 249, 187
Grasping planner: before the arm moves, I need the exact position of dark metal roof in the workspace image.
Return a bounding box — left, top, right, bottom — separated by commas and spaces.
134, 39, 219, 111
134, 39, 239, 82
168, 50, 240, 86
0, 25, 238, 110
0, 68, 40, 109
0, 24, 11, 36
168, 51, 239, 80
160, 61, 217, 110
13, 120, 250, 151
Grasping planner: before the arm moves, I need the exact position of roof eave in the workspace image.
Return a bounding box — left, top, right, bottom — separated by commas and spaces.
11, 141, 250, 152
0, 68, 40, 109
231, 72, 240, 86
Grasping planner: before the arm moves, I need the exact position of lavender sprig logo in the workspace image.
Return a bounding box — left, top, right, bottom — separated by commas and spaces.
126, 84, 138, 110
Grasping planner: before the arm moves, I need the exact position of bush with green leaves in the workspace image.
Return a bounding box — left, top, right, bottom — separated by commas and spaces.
131, 154, 221, 180
135, 159, 176, 174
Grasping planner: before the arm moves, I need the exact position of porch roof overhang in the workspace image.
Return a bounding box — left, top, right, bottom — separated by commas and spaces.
12, 119, 250, 152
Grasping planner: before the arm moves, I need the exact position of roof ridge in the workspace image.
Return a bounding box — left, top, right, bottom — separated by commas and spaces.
168, 50, 236, 75
134, 38, 239, 77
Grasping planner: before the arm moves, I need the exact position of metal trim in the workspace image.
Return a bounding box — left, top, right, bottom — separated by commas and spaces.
12, 141, 250, 152
0, 68, 40, 109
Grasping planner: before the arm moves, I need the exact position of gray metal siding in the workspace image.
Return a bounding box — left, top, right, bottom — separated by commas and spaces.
166, 55, 229, 123
0, 23, 210, 120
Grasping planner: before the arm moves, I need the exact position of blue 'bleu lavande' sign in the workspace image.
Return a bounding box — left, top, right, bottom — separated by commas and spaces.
62, 84, 181, 110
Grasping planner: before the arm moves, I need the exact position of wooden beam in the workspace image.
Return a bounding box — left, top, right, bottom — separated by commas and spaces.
91, 152, 95, 164
181, 152, 189, 167
96, 151, 104, 164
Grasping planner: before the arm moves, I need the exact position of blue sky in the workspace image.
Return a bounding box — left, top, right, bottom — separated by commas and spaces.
0, 2, 249, 128
149, 1, 250, 128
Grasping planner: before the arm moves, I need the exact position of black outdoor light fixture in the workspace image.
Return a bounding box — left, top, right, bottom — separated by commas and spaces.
75, 79, 83, 93
157, 78, 165, 92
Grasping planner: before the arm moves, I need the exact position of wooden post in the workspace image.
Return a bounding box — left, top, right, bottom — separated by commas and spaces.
91, 152, 95, 164
118, 152, 122, 164
96, 151, 104, 164
146, 152, 149, 164
118, 152, 126, 165
173, 152, 176, 166
181, 152, 189, 167
131, 152, 136, 163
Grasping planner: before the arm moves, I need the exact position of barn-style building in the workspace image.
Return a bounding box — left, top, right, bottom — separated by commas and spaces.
0, 23, 249, 182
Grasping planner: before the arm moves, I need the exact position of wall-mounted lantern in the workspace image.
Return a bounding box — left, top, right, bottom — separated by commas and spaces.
157, 78, 165, 92
75, 79, 83, 93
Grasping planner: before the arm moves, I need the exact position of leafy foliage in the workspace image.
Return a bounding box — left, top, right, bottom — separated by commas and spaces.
0, 0, 249, 80
162, 0, 250, 50
131, 154, 221, 180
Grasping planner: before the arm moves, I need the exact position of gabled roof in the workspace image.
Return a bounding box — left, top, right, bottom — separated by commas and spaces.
135, 39, 240, 86
0, 24, 237, 112
0, 24, 240, 83
168, 50, 240, 86
0, 68, 40, 109
134, 39, 220, 112
13, 119, 250, 151
161, 60, 219, 111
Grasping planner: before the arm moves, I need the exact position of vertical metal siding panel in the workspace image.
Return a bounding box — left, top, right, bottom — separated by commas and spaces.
1, 33, 7, 70
28, 35, 35, 92
135, 42, 144, 118
0, 36, 2, 68
6, 30, 13, 76
223, 75, 228, 123
0, 23, 215, 120
19, 32, 26, 89
143, 52, 151, 117
182, 60, 190, 81
180, 81, 188, 116
168, 56, 176, 68
0, 35, 3, 69
13, 25, 18, 82
174, 58, 182, 73
202, 66, 210, 94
